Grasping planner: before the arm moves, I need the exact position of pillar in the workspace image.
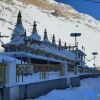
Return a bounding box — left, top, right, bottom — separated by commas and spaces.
5, 60, 16, 86
62, 62, 70, 86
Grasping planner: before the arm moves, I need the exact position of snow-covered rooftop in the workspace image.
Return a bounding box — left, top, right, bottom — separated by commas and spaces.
0, 54, 22, 64
31, 45, 76, 61
9, 38, 24, 45
0, 52, 64, 63
29, 32, 41, 41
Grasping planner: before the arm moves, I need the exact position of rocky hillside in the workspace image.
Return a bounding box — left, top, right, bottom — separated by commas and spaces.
3, 0, 100, 31
0, 0, 100, 66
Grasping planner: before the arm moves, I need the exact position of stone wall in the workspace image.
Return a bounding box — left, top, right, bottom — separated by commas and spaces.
19, 78, 68, 100
18, 77, 80, 100
0, 74, 99, 100
79, 74, 100, 79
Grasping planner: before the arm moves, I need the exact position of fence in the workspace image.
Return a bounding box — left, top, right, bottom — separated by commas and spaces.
16, 63, 65, 82
0, 64, 6, 86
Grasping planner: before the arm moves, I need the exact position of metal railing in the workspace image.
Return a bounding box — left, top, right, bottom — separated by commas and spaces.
0, 64, 6, 87
16, 63, 65, 82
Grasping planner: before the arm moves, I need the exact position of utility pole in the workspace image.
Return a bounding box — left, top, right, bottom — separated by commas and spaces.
70, 33, 81, 75
92, 52, 98, 67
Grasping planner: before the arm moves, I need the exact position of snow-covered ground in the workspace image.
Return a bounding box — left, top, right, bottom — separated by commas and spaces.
36, 77, 100, 100
0, 0, 100, 66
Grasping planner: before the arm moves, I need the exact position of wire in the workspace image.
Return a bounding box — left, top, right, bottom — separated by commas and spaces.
85, 57, 94, 61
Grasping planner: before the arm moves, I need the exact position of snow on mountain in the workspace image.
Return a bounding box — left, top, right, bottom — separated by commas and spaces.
0, 0, 100, 66
47, 0, 57, 4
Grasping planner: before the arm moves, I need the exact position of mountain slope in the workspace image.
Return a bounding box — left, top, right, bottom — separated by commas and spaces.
0, 0, 100, 66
